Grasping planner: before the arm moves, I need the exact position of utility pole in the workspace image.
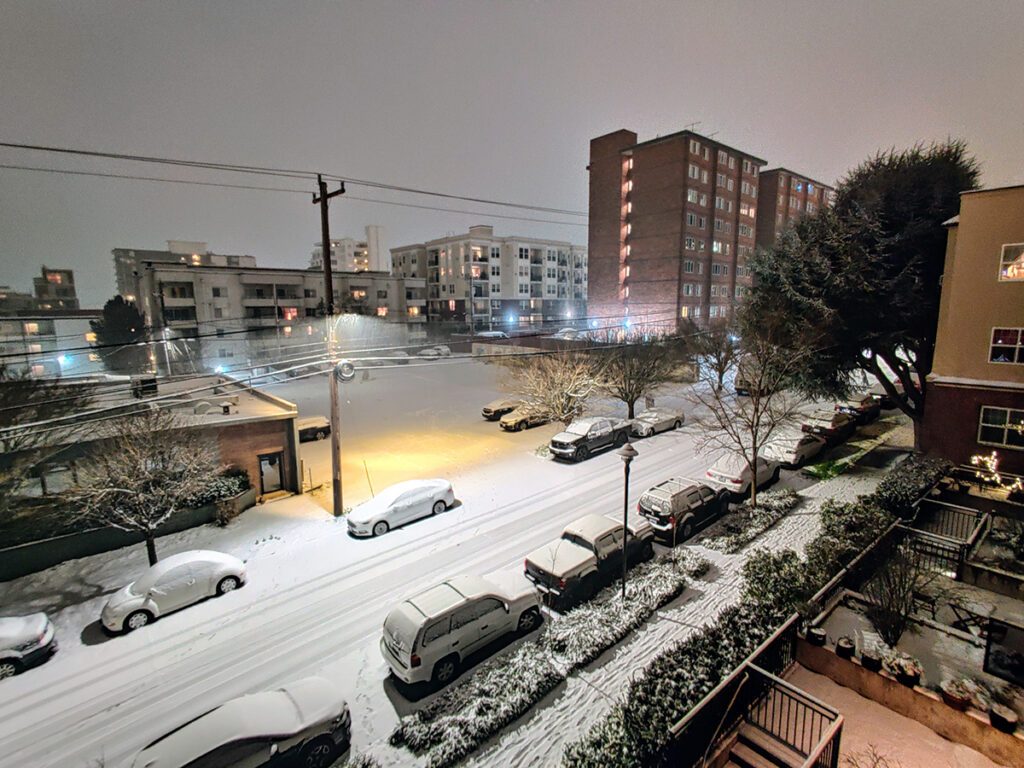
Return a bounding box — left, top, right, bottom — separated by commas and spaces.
312, 174, 345, 316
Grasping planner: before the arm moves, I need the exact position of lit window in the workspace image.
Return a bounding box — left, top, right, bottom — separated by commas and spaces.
282, 326, 292, 336
408, 306, 420, 316
281, 307, 298, 321
449, 299, 456, 311
377, 307, 388, 317
990, 328, 1024, 364
24, 323, 39, 334
89, 353, 100, 362
85, 332, 97, 342
1000, 244, 1024, 281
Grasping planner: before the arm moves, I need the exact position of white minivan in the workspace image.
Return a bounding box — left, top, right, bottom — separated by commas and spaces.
381, 573, 541, 688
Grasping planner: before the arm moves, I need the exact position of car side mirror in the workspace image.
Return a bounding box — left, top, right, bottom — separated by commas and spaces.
503, 602, 510, 614
270, 743, 279, 756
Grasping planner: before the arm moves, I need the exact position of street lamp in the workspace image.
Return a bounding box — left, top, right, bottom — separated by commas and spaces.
617, 439, 639, 600
329, 358, 356, 517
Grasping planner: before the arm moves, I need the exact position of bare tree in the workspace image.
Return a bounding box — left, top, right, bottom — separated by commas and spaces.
689, 320, 738, 392
500, 351, 604, 426
66, 409, 224, 565
598, 337, 688, 418
687, 318, 808, 505
862, 543, 943, 647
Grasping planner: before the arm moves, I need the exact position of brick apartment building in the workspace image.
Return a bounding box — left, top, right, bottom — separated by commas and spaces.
588, 129, 766, 331
922, 184, 1024, 473
755, 168, 835, 250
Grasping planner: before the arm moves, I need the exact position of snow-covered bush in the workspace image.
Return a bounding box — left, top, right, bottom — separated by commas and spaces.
871, 453, 951, 516
702, 488, 801, 553
562, 601, 787, 767
391, 548, 701, 768
183, 466, 251, 509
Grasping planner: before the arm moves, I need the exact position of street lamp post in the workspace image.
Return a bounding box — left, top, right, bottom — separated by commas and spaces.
329, 359, 356, 517
617, 439, 639, 601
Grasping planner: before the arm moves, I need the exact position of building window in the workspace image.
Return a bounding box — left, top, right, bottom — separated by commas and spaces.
684, 283, 693, 296
690, 139, 700, 154
716, 196, 725, 210
697, 240, 706, 253
990, 328, 1024, 364
978, 406, 1024, 450
700, 193, 708, 206
685, 237, 697, 250
716, 173, 727, 187
712, 245, 724, 258
729, 157, 736, 170
779, 175, 786, 188
689, 164, 700, 179
701, 170, 709, 184
718, 150, 728, 164
714, 219, 723, 232
739, 224, 751, 237
1000, 243, 1024, 281
684, 260, 695, 273
727, 179, 735, 192
711, 285, 719, 297
211, 287, 223, 298
792, 177, 802, 190
694, 284, 702, 296
806, 203, 816, 214
688, 189, 699, 204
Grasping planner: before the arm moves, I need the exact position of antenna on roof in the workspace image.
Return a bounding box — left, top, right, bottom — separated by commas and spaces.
706, 131, 718, 139
684, 121, 701, 132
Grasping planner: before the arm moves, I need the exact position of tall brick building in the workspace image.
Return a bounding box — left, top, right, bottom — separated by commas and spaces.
755, 168, 835, 250
588, 129, 766, 331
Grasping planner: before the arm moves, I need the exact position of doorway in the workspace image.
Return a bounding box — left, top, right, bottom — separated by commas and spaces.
258, 452, 283, 495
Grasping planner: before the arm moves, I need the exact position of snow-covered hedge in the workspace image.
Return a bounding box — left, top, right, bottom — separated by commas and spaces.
702, 488, 801, 553
871, 452, 952, 516
390, 548, 704, 768
562, 601, 787, 767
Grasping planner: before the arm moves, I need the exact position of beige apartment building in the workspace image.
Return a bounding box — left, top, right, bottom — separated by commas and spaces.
922, 184, 1024, 473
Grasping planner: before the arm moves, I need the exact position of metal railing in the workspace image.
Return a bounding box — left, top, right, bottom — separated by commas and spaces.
746, 665, 841, 762
911, 498, 981, 542
803, 716, 844, 768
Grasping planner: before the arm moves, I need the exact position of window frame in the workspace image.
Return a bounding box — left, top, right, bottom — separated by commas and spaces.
977, 406, 1024, 451
999, 243, 1024, 281
989, 327, 1024, 365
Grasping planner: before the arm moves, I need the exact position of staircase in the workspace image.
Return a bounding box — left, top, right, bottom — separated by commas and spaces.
728, 724, 805, 768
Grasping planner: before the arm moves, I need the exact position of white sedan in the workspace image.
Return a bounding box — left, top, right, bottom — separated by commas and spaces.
100, 550, 246, 634
631, 407, 685, 437
761, 430, 827, 467
347, 479, 455, 538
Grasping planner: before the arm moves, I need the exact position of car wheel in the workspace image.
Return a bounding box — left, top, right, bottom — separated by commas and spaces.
432, 655, 459, 687
614, 431, 627, 447
316, 430, 327, 440
644, 428, 653, 438
515, 421, 525, 432
640, 539, 655, 561
432, 500, 446, 516
517, 608, 542, 635
681, 521, 694, 541
673, 420, 682, 430
576, 445, 589, 461
581, 573, 599, 601
372, 521, 389, 537
124, 610, 152, 633
298, 736, 337, 768
216, 576, 240, 595
0, 659, 21, 679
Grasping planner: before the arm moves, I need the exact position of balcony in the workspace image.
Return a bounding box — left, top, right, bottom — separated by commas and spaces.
471, 285, 489, 298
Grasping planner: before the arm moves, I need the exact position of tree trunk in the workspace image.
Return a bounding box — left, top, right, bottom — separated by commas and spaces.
912, 416, 924, 452
145, 534, 158, 566
627, 400, 636, 419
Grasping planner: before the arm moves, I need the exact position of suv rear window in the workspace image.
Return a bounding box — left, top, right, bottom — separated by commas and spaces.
422, 618, 449, 646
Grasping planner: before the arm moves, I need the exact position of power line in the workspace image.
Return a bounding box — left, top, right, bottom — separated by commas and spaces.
0, 140, 588, 217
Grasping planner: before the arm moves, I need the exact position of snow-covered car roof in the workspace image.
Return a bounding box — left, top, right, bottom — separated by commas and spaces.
484, 396, 520, 409
636, 408, 681, 421
0, 613, 49, 647
347, 479, 450, 523
403, 575, 499, 618
130, 677, 342, 768
708, 452, 764, 476
563, 514, 621, 542
295, 416, 330, 430
132, 550, 242, 592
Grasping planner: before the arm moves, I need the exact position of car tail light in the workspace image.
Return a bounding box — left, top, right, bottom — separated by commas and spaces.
558, 578, 567, 589
730, 477, 742, 485
410, 654, 421, 668
668, 517, 674, 527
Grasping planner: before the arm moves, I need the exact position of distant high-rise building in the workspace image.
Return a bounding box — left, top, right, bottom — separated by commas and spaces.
112, 240, 257, 300
755, 168, 835, 250
391, 225, 587, 330
311, 225, 389, 273
588, 129, 765, 331
33, 266, 79, 311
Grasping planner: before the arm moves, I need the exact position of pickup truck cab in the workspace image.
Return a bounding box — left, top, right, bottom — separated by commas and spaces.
801, 408, 856, 445
524, 514, 654, 608
637, 479, 730, 543
549, 417, 631, 461
705, 453, 780, 499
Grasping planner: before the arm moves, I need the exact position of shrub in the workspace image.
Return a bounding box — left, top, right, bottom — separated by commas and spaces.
871, 453, 951, 516
742, 549, 815, 612
184, 466, 251, 509
703, 488, 801, 553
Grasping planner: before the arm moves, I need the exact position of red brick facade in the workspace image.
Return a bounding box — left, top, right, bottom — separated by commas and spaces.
921, 383, 1024, 475
755, 168, 835, 250
216, 418, 299, 495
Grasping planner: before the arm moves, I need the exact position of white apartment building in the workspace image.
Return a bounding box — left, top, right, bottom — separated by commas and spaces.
391, 225, 587, 330
311, 225, 388, 273
133, 260, 425, 374
113, 240, 257, 300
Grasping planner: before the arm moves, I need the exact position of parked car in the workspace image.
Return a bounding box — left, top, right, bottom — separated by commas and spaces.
760, 430, 827, 468
499, 406, 549, 431
548, 416, 632, 461
0, 613, 57, 680
705, 453, 780, 499
631, 407, 685, 437
549, 327, 581, 341
475, 331, 509, 339
524, 514, 654, 608
637, 479, 730, 542
346, 479, 455, 537
417, 345, 451, 358
296, 416, 331, 442
835, 392, 882, 424
801, 408, 856, 445
482, 397, 522, 421
381, 573, 541, 688
101, 550, 246, 634
120, 676, 350, 768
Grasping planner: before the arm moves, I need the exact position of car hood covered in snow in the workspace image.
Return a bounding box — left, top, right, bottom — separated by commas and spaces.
551, 431, 583, 444
0, 613, 48, 647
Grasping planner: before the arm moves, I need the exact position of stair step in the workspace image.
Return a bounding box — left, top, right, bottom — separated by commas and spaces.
730, 743, 781, 768
738, 724, 805, 768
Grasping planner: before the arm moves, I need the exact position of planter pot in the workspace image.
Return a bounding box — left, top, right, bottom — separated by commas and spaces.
807, 627, 827, 647
861, 654, 883, 672
895, 670, 921, 687
941, 689, 970, 711
836, 638, 855, 660
990, 705, 1019, 734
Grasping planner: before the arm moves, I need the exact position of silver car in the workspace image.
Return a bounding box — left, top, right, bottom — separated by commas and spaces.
631, 407, 685, 437
346, 479, 455, 537
120, 676, 350, 768
101, 550, 246, 634
0, 613, 57, 679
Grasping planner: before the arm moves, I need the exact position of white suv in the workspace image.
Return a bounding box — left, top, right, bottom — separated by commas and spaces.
381, 573, 542, 688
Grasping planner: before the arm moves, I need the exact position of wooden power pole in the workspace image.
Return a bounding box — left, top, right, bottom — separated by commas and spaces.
312, 174, 345, 316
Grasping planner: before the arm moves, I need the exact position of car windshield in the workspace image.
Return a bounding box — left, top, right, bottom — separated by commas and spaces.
565, 422, 591, 436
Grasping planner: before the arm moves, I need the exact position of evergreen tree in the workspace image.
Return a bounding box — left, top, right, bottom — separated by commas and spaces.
91, 296, 150, 373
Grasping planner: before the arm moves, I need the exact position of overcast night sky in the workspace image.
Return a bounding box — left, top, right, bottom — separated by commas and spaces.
1, 0, 1021, 308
